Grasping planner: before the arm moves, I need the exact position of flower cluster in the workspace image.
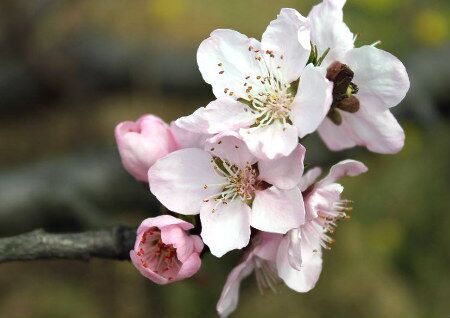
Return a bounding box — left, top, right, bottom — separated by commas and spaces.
114, 0, 409, 316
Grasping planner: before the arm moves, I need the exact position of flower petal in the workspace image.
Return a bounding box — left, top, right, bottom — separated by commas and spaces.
149, 148, 226, 214
286, 229, 303, 270
170, 122, 210, 149
139, 215, 194, 233
197, 29, 263, 99
206, 132, 257, 168
276, 234, 323, 293
216, 258, 254, 318
308, 0, 354, 64
240, 121, 298, 160
251, 187, 305, 234
130, 250, 169, 285
298, 167, 322, 192
343, 45, 410, 112
200, 199, 251, 257
261, 8, 310, 82
320, 159, 368, 185
176, 252, 202, 280
317, 117, 357, 151
345, 108, 405, 154
175, 98, 255, 134
291, 64, 333, 138
258, 144, 306, 189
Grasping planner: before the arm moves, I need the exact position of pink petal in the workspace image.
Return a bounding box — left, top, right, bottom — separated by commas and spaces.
258, 144, 306, 189
251, 187, 305, 234
175, 98, 255, 135
176, 252, 202, 281
320, 159, 368, 185
298, 167, 322, 192
200, 199, 251, 257
130, 250, 169, 285
139, 215, 194, 233
216, 258, 255, 318
149, 148, 226, 214
253, 233, 284, 261
239, 122, 299, 160
261, 8, 310, 82
291, 64, 333, 138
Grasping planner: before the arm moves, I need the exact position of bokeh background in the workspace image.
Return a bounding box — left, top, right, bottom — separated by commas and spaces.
0, 0, 449, 317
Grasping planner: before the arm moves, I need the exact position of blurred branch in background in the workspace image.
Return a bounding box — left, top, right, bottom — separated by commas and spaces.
0, 226, 135, 263
0, 149, 159, 235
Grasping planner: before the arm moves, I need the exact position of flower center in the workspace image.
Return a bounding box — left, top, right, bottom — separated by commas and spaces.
203, 158, 258, 211
326, 61, 360, 125
136, 228, 181, 280
302, 193, 353, 250
223, 46, 295, 127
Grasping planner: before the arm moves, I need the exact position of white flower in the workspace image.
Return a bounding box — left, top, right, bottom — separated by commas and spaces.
148, 133, 306, 257
308, 0, 410, 153
176, 9, 333, 160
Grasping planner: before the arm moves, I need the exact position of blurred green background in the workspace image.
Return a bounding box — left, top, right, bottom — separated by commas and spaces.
0, 0, 449, 317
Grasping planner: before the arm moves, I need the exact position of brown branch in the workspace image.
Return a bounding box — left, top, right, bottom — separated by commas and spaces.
0, 226, 136, 263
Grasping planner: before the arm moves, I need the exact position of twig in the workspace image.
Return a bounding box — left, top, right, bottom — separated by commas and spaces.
0, 226, 136, 263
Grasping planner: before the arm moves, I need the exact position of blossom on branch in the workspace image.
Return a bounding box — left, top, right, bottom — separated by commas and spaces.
130, 215, 203, 284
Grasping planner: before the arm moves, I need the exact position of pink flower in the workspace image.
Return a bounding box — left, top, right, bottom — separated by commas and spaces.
216, 232, 283, 317
130, 215, 203, 284
149, 133, 306, 257
175, 9, 333, 160
277, 160, 368, 291
308, 0, 410, 153
115, 115, 178, 182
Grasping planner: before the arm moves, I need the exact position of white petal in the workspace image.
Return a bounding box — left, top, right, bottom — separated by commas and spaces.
149, 149, 225, 214
342, 108, 405, 154
343, 46, 410, 112
317, 117, 357, 151
175, 98, 255, 135
320, 159, 368, 185
205, 132, 257, 168
308, 0, 354, 64
298, 167, 322, 192
276, 235, 323, 293
258, 144, 306, 189
216, 258, 254, 318
200, 199, 251, 257
239, 122, 298, 160
291, 64, 333, 138
197, 29, 263, 99
251, 187, 305, 234
261, 8, 311, 82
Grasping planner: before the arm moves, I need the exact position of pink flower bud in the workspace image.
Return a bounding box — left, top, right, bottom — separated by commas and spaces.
115, 115, 178, 182
130, 215, 204, 284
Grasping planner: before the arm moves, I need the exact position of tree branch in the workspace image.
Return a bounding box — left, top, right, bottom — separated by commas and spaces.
0, 226, 136, 263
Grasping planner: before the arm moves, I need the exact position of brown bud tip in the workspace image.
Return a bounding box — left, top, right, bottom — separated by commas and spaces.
327, 108, 342, 125
336, 96, 360, 113
326, 61, 345, 81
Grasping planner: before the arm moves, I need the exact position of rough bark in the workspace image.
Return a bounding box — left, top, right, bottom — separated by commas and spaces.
0, 226, 136, 263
